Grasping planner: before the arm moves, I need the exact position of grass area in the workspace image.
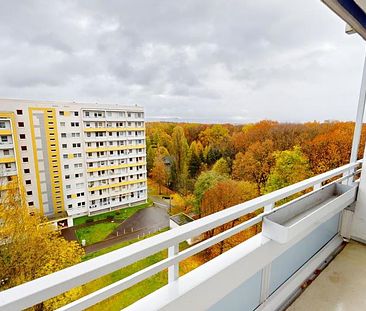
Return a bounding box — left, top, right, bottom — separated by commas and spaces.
73, 200, 153, 226
83, 228, 169, 261
80, 230, 205, 311
75, 222, 120, 245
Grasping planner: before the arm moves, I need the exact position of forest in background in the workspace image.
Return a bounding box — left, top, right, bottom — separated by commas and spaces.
147, 120, 365, 257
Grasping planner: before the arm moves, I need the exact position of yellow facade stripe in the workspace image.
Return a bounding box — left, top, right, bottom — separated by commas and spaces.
28, 108, 44, 215
86, 144, 145, 153
88, 178, 147, 192
83, 127, 145, 133
0, 157, 15, 163
44, 109, 65, 213
87, 161, 146, 173
0, 129, 12, 135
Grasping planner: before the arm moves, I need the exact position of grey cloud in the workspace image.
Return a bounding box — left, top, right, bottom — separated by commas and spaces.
0, 0, 364, 122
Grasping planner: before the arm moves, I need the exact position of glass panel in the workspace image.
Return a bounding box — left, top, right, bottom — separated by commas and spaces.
269, 213, 340, 294
209, 271, 261, 311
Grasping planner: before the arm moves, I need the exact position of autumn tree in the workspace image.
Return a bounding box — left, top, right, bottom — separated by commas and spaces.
265, 146, 312, 193
188, 141, 204, 178
194, 171, 227, 215
201, 180, 257, 257
0, 186, 84, 310
232, 139, 275, 193
302, 122, 353, 174
151, 155, 169, 195
212, 157, 230, 176
242, 120, 278, 149
231, 131, 247, 154
170, 126, 189, 192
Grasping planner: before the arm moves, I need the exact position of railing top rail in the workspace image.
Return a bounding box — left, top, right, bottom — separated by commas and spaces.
0, 160, 362, 310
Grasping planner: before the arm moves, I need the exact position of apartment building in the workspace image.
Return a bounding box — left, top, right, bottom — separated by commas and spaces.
0, 99, 147, 225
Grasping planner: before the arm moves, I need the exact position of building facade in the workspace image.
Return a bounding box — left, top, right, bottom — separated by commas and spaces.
0, 99, 147, 223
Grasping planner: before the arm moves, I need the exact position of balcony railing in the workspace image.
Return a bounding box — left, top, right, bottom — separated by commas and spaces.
0, 161, 362, 311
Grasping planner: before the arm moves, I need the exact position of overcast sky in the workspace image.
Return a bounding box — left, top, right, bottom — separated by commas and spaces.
0, 1, 365, 123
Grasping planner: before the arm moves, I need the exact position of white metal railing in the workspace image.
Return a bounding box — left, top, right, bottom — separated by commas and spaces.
0, 161, 362, 311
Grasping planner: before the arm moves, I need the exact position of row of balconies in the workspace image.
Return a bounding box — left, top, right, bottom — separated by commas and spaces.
88, 174, 146, 188
82, 113, 144, 121
88, 185, 147, 201
84, 133, 145, 141
89, 189, 146, 209
85, 152, 146, 163
88, 168, 146, 182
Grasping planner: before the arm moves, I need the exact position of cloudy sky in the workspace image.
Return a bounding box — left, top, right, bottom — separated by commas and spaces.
0, 1, 365, 123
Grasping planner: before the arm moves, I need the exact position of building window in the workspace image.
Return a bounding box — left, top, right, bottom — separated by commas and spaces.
1, 136, 8, 142
0, 122, 6, 128
25, 180, 31, 185
19, 134, 26, 139
68, 204, 72, 209
65, 175, 70, 179
28, 201, 34, 206
16, 109, 23, 115
18, 122, 24, 127
4, 149, 9, 156
59, 111, 64, 116
24, 168, 30, 174
66, 185, 71, 189
61, 133, 67, 138
60, 122, 65, 127
23, 157, 28, 163
5, 163, 11, 169
62, 144, 67, 148
74, 112, 79, 116
67, 195, 71, 199
27, 191, 32, 195
21, 146, 27, 151
64, 164, 69, 169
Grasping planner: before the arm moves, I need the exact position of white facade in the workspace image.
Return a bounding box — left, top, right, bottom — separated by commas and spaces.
0, 99, 147, 219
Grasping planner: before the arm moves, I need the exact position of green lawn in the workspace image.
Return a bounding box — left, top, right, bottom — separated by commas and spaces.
82, 230, 169, 310
80, 230, 197, 311
73, 200, 153, 226
83, 228, 169, 261
75, 222, 119, 245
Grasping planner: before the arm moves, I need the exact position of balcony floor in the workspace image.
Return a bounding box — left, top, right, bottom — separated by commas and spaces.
287, 240, 366, 311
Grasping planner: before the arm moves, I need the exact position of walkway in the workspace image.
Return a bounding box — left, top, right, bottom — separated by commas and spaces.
287, 240, 366, 311
61, 205, 170, 254
108, 206, 169, 238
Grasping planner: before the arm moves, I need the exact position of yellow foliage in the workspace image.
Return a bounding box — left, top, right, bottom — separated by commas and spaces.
0, 186, 84, 310
171, 194, 195, 215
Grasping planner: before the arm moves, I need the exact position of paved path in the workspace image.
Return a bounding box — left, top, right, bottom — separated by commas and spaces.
84, 207, 169, 253
108, 206, 169, 238
62, 204, 170, 254
83, 206, 169, 254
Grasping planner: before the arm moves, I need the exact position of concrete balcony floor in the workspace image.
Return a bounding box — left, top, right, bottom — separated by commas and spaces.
287, 240, 366, 311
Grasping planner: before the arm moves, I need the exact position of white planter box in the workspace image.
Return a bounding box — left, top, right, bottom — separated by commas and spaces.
262, 183, 357, 244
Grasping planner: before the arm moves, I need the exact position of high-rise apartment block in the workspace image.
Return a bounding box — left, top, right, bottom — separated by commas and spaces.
0, 99, 147, 225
